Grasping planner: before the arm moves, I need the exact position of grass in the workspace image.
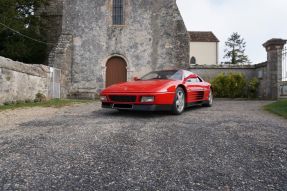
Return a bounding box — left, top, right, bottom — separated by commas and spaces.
0, 99, 94, 112
264, 99, 287, 119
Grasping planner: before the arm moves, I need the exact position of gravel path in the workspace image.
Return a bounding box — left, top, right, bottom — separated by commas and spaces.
0, 101, 286, 190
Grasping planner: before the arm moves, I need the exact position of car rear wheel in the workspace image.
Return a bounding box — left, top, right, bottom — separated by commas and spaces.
203, 89, 213, 107
172, 87, 185, 115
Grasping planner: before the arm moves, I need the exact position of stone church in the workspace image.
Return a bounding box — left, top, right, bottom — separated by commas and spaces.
41, 0, 190, 98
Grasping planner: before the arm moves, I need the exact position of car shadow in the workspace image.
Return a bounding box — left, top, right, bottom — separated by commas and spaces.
185, 105, 204, 112
92, 105, 205, 119
93, 110, 170, 119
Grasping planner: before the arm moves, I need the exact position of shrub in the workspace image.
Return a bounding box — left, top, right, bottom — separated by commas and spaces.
3, 101, 13, 106
247, 78, 260, 98
16, 100, 25, 105
227, 73, 246, 98
34, 93, 47, 103
3, 101, 17, 105
211, 73, 259, 98
25, 99, 33, 103
211, 73, 229, 97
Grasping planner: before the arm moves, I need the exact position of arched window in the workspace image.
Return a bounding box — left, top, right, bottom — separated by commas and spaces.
190, 56, 196, 65
113, 0, 124, 25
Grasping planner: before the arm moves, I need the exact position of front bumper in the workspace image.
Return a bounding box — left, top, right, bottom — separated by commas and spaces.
102, 103, 173, 111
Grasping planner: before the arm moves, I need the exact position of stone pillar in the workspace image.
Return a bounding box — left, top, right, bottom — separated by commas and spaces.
263, 38, 286, 99
38, 0, 64, 54
48, 34, 73, 98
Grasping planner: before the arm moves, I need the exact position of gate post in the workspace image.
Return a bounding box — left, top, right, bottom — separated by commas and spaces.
48, 34, 73, 98
263, 39, 287, 99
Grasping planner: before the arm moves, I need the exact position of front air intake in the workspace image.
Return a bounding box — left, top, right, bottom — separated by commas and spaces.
109, 95, 137, 102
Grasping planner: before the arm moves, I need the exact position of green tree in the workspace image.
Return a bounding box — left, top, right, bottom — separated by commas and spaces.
0, 0, 48, 64
224, 32, 250, 64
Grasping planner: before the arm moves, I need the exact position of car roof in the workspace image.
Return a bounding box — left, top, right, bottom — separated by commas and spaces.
155, 69, 193, 73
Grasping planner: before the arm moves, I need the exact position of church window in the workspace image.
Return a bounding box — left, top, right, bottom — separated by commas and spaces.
190, 56, 196, 65
113, 0, 124, 25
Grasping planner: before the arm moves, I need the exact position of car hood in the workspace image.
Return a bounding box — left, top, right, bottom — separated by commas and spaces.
102, 80, 176, 93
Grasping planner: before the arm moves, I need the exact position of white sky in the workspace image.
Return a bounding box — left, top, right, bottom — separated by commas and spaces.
177, 0, 287, 64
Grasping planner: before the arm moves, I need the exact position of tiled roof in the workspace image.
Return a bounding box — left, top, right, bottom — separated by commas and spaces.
189, 31, 219, 42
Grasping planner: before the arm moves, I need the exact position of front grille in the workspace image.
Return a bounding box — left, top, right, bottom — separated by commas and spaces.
109, 95, 137, 102
113, 104, 133, 109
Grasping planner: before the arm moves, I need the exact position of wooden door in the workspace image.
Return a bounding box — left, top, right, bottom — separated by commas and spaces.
106, 57, 127, 87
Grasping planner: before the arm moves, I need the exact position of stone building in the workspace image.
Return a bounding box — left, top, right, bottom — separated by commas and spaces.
41, 0, 190, 98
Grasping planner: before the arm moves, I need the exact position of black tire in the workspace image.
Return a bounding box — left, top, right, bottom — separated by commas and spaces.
172, 87, 186, 115
203, 89, 213, 107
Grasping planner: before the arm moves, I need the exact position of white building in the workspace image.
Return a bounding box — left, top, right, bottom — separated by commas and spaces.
189, 31, 219, 65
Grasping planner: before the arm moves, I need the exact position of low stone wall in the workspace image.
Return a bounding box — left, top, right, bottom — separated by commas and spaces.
190, 65, 256, 81
189, 62, 268, 98
0, 57, 52, 104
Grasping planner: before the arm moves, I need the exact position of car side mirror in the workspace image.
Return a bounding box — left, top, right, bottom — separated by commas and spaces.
133, 77, 140, 81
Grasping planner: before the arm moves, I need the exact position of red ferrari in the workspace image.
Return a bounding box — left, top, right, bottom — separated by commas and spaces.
100, 69, 213, 115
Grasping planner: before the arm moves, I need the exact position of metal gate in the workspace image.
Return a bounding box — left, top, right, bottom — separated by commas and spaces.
49, 68, 61, 99
282, 46, 287, 81
280, 46, 287, 98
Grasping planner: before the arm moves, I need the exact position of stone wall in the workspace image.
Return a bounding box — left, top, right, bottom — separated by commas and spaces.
0, 57, 52, 104
189, 65, 258, 81
189, 63, 268, 99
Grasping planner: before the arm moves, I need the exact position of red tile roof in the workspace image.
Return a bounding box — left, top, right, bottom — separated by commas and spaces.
189, 31, 219, 42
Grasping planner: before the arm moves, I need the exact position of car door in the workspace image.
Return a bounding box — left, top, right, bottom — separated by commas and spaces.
185, 74, 205, 103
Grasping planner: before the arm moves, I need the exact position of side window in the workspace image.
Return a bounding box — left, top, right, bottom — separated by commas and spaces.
113, 0, 124, 25
184, 71, 193, 79
187, 77, 198, 83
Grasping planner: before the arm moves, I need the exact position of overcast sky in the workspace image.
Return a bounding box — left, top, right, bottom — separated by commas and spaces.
177, 0, 287, 64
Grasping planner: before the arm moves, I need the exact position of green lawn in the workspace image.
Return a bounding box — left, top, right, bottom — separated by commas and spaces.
0, 99, 93, 112
264, 99, 287, 119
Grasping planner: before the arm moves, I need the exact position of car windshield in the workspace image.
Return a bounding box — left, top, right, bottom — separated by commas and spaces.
140, 70, 183, 81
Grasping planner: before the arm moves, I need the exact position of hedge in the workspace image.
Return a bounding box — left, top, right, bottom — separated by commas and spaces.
211, 73, 259, 98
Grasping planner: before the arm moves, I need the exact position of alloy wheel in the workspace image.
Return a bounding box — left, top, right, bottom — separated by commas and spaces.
209, 90, 213, 105
176, 90, 185, 113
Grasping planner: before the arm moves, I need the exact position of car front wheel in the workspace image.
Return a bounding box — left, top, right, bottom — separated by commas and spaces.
172, 87, 185, 115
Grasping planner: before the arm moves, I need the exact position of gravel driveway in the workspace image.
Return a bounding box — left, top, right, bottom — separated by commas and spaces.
0, 100, 286, 190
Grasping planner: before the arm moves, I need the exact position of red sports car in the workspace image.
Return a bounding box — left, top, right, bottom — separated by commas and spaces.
100, 69, 213, 115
